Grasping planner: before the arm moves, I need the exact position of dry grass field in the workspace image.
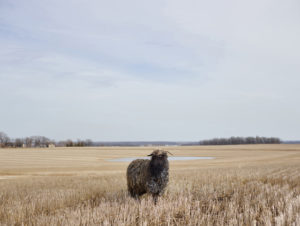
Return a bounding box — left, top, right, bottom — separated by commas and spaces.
0, 144, 299, 225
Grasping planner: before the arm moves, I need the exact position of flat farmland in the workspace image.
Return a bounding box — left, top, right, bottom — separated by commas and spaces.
0, 145, 299, 225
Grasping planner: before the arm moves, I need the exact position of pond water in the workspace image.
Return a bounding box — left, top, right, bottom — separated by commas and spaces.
108, 156, 215, 162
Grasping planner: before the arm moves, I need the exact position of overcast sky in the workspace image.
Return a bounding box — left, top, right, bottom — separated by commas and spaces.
1, 0, 300, 141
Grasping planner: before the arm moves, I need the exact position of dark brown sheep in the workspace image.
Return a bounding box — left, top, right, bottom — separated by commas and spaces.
126, 149, 170, 204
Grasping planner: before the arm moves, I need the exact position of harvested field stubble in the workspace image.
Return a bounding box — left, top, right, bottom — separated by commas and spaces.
0, 145, 299, 225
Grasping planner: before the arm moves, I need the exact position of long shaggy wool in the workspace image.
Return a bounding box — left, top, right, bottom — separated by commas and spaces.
126, 152, 169, 199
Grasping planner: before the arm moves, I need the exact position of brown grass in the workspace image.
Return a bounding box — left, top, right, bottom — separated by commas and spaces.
0, 144, 299, 225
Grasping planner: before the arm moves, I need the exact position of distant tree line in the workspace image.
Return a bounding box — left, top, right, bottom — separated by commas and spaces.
199, 136, 281, 145
0, 131, 282, 148
0, 132, 53, 148
0, 132, 94, 148
57, 139, 93, 147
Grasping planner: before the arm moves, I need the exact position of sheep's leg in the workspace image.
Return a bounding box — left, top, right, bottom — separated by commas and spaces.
128, 189, 142, 203
129, 190, 138, 200
134, 193, 141, 201
128, 188, 135, 197
152, 194, 158, 205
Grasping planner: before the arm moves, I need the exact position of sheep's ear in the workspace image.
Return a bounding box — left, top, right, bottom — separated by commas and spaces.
148, 153, 153, 156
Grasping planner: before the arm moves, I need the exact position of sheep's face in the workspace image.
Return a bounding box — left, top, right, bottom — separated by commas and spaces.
148, 150, 169, 176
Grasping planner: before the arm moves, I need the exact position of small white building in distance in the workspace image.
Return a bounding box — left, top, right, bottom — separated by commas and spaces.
48, 144, 55, 148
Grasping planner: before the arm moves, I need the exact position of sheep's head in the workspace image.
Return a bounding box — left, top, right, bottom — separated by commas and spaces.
148, 149, 170, 158
148, 150, 171, 176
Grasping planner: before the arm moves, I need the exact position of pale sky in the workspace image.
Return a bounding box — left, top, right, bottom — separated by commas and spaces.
1, 0, 300, 141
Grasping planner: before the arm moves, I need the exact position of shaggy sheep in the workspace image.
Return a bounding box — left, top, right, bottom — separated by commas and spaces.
126, 149, 171, 204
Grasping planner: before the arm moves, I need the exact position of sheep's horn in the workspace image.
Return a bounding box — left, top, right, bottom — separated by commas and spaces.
147, 154, 153, 156
167, 151, 173, 156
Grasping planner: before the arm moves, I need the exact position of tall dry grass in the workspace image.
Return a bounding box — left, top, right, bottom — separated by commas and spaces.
0, 163, 299, 225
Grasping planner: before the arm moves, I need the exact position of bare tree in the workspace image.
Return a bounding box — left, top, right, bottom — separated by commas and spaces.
25, 137, 33, 147
0, 132, 10, 148
29, 136, 51, 147
85, 139, 93, 146
14, 138, 24, 148
65, 140, 73, 147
